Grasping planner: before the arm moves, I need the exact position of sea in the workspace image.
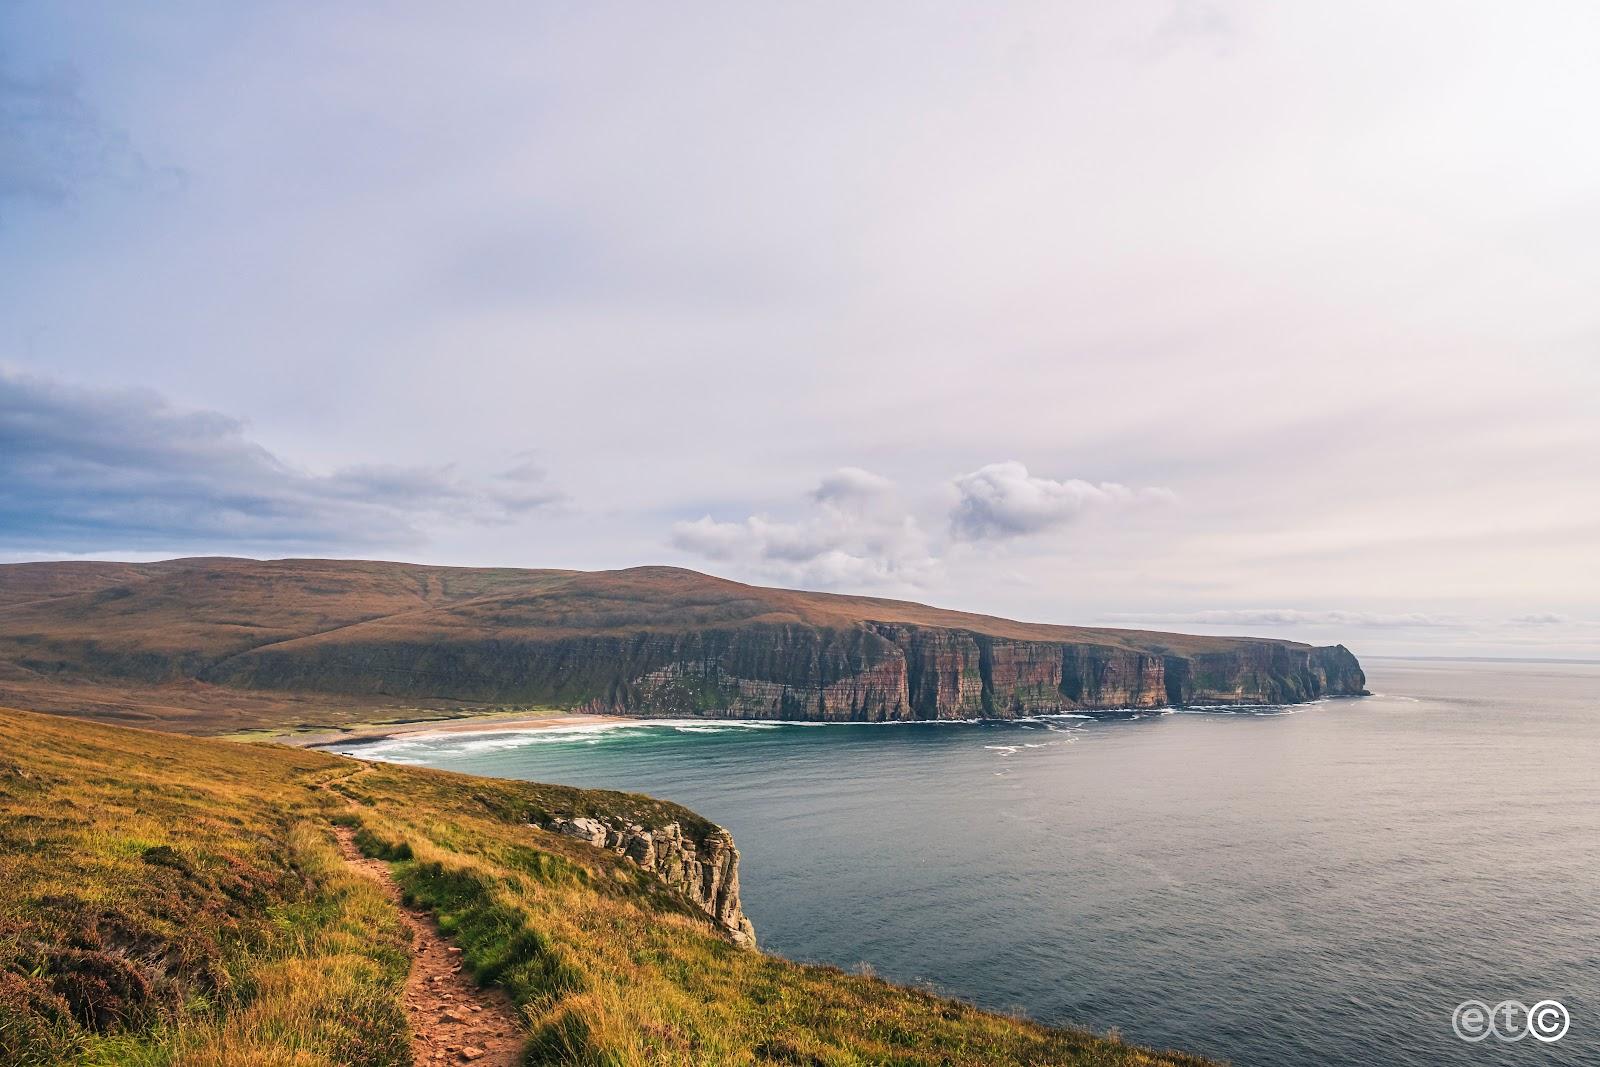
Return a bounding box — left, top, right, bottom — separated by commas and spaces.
338, 658, 1599, 1066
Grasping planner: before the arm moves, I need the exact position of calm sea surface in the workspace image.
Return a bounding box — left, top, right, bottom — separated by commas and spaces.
343, 659, 1599, 1066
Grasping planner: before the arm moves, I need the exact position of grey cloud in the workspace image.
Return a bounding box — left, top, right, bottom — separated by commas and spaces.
0, 370, 559, 552
488, 455, 563, 511
1152, 0, 1235, 49
670, 516, 749, 562
1503, 614, 1600, 631
812, 466, 895, 504
498, 459, 548, 484
1100, 609, 1470, 629
950, 462, 1175, 541
0, 58, 158, 209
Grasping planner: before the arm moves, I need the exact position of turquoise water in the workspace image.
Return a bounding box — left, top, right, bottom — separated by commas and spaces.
340, 659, 1600, 1066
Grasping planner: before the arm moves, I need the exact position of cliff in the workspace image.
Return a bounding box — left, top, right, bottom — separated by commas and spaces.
591, 624, 1365, 720
544, 814, 754, 945
201, 603, 1364, 721
0, 557, 1366, 731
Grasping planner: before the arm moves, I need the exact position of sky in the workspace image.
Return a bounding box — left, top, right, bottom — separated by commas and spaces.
2, 1, 1598, 659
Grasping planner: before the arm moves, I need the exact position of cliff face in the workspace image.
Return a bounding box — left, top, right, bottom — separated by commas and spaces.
600, 625, 1366, 719
207, 623, 1366, 719
544, 814, 755, 946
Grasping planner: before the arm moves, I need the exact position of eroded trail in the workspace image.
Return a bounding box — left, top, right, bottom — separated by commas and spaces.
333, 826, 525, 1066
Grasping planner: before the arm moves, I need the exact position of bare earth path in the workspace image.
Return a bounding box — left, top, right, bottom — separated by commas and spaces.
333, 827, 525, 1065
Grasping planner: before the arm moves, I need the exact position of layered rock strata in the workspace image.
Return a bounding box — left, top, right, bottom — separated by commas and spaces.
544, 815, 755, 947
212, 625, 1365, 719
565, 626, 1367, 721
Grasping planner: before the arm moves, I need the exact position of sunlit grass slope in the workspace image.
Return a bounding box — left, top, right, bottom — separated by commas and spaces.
0, 707, 1216, 1066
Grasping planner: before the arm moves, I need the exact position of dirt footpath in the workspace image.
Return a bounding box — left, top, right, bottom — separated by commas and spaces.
333, 826, 525, 1065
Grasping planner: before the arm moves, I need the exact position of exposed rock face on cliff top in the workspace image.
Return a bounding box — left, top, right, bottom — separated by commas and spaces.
545, 814, 754, 945
0, 557, 1366, 728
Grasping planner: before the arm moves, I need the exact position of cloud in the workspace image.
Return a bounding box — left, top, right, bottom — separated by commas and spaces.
1507, 612, 1570, 626
1150, 0, 1235, 51
949, 461, 1174, 541
812, 466, 895, 503
497, 457, 548, 484
670, 516, 750, 562
0, 370, 560, 552
1099, 609, 1469, 629
671, 468, 936, 588
673, 460, 1177, 586
0, 58, 159, 209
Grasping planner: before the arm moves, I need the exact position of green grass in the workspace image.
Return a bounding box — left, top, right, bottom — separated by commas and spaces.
1, 707, 1218, 1066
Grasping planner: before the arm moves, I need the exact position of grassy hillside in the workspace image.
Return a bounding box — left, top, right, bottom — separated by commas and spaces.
0, 558, 1288, 672
0, 557, 1361, 733
0, 706, 1215, 1066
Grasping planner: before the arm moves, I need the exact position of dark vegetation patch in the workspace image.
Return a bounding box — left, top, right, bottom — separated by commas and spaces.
0, 710, 410, 1066
353, 826, 413, 861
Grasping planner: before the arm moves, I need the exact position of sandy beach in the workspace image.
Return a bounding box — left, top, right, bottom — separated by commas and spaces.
283, 710, 637, 749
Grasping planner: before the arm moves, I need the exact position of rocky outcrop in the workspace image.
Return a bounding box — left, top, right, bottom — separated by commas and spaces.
544, 815, 755, 947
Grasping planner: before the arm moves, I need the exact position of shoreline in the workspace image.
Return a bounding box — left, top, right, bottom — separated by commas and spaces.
278, 693, 1364, 751
280, 711, 637, 750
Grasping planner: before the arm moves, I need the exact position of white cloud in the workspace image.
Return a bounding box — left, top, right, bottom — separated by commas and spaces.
949, 461, 1174, 541
673, 460, 1177, 587
671, 469, 936, 588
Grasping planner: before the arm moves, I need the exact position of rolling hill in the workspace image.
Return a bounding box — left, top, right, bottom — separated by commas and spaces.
0, 557, 1365, 734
